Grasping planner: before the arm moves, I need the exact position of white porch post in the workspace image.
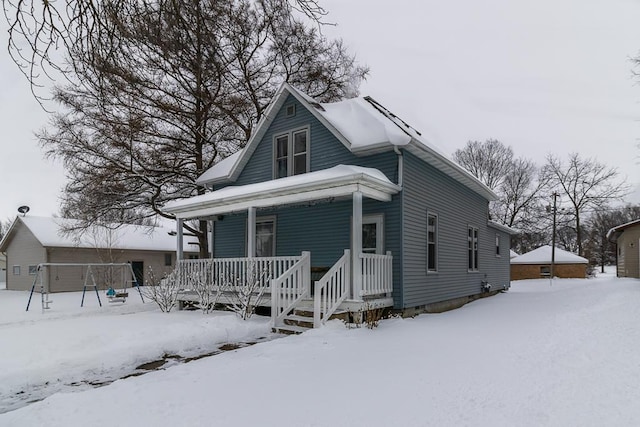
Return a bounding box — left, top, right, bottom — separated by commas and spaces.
208, 220, 214, 258
176, 218, 184, 260
352, 191, 363, 300
247, 207, 256, 257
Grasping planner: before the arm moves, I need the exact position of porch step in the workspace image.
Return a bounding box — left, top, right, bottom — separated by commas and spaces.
283, 314, 315, 329
294, 308, 350, 323
273, 324, 308, 335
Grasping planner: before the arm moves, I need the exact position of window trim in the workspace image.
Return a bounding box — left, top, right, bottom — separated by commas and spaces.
272, 127, 310, 179
495, 233, 501, 257
250, 215, 277, 257
12, 265, 20, 276
426, 212, 438, 273
468, 225, 479, 272
361, 213, 384, 255
28, 265, 38, 275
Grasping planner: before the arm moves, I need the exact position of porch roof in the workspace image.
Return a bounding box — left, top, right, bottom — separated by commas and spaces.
164, 165, 401, 219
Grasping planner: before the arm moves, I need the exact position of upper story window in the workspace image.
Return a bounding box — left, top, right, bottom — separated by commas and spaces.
274, 128, 309, 179
495, 234, 501, 257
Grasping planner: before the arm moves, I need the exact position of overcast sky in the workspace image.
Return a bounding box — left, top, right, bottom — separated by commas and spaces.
1, 0, 639, 222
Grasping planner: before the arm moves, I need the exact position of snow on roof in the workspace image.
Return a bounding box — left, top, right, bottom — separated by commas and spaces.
510, 250, 519, 259
196, 150, 243, 186
196, 83, 496, 201
314, 97, 412, 149
166, 164, 401, 218
511, 245, 588, 264
606, 218, 640, 242
9, 216, 198, 252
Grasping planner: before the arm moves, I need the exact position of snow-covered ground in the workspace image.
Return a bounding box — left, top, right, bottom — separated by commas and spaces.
1, 269, 639, 426
0, 288, 273, 414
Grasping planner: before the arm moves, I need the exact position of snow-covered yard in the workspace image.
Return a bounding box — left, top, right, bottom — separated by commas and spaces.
1, 270, 639, 426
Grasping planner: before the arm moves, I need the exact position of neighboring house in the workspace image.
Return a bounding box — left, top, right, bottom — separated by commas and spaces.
165, 83, 512, 328
511, 245, 588, 280
0, 216, 198, 292
607, 219, 640, 279
0, 253, 6, 286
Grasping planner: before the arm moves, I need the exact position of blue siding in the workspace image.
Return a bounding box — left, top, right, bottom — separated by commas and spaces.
214, 93, 403, 307
401, 151, 510, 308
232, 94, 399, 184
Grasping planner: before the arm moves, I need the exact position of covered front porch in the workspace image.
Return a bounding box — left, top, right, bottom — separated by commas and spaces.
164, 165, 401, 329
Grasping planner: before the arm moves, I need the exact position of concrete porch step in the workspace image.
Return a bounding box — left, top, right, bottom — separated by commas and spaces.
283, 314, 315, 329
273, 324, 308, 335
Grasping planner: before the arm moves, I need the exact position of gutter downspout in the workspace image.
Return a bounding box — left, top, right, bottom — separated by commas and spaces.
394, 146, 403, 187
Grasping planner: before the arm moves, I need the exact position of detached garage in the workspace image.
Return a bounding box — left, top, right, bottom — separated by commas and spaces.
0, 216, 198, 292
511, 245, 588, 280
607, 219, 640, 279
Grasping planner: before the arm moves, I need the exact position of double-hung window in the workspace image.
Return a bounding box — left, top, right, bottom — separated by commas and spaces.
427, 213, 438, 272
468, 226, 479, 271
495, 234, 501, 257
274, 128, 309, 179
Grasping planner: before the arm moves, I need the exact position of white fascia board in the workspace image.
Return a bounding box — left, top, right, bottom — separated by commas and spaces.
0, 216, 20, 252
172, 182, 394, 219
198, 84, 292, 186
488, 220, 515, 235
168, 173, 400, 219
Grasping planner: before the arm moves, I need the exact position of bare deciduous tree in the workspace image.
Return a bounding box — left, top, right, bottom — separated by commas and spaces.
36, 0, 367, 256
453, 139, 514, 190
543, 153, 629, 256
3, 0, 331, 97
453, 139, 549, 251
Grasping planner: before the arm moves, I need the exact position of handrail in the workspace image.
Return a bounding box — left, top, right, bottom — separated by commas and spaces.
313, 250, 350, 328
360, 251, 393, 297
271, 252, 311, 327
176, 255, 301, 290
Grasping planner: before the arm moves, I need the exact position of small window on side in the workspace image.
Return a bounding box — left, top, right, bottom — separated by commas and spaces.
164, 253, 172, 266
495, 234, 501, 257
28, 265, 38, 275
427, 213, 438, 272
13, 265, 21, 276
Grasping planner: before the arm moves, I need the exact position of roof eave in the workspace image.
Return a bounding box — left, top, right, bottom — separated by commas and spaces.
166, 173, 400, 219
405, 142, 498, 201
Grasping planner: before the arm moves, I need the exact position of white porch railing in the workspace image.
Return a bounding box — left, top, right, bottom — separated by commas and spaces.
360, 251, 393, 297
313, 250, 350, 328
176, 255, 302, 291
271, 251, 311, 328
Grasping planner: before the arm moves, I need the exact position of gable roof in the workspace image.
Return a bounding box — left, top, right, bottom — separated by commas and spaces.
0, 216, 198, 253
196, 83, 496, 201
511, 245, 588, 265
606, 218, 640, 242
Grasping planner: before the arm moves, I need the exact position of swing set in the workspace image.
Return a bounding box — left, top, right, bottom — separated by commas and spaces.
26, 263, 145, 312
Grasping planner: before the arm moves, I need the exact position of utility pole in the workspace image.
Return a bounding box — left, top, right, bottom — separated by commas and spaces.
550, 192, 558, 283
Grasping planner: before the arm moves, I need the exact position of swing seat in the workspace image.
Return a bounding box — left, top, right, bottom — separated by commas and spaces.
106, 287, 128, 303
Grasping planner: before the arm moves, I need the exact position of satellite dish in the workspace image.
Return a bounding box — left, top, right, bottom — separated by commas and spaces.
18, 205, 30, 216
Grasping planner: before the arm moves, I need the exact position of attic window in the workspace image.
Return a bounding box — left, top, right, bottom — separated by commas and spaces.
286, 104, 296, 117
